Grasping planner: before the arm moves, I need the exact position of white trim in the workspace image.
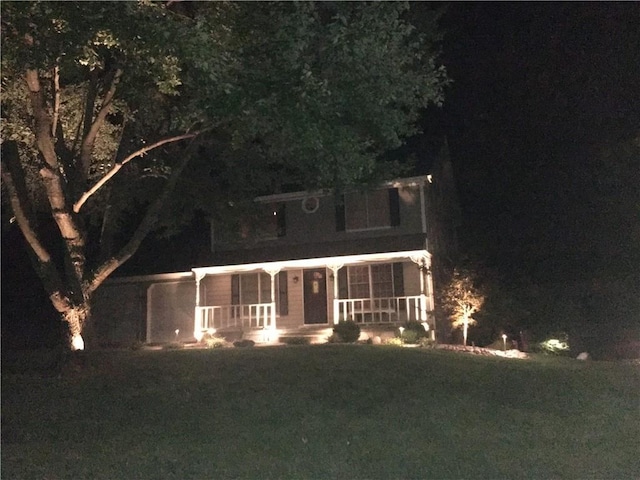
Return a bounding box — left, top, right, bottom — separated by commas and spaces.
193, 249, 431, 276
255, 176, 429, 203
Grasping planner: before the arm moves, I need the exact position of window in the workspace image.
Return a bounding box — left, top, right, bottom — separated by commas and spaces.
239, 272, 272, 304
232, 271, 288, 314
349, 266, 371, 298
336, 188, 400, 231
371, 264, 394, 297
261, 203, 286, 239
235, 202, 286, 241
347, 264, 398, 299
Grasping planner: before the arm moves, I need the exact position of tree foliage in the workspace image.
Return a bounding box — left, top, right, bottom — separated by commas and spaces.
1, 1, 448, 348
439, 268, 485, 345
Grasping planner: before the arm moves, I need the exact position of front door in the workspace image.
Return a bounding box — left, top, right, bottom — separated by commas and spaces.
303, 268, 328, 324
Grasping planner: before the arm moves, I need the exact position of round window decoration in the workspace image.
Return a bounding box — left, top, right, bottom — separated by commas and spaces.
302, 196, 320, 213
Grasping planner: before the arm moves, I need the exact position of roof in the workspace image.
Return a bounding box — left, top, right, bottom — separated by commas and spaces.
193, 249, 431, 276
199, 234, 428, 267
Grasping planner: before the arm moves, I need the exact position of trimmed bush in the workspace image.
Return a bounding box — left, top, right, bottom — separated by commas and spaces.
532, 332, 571, 356
397, 320, 429, 344
203, 333, 231, 349
332, 320, 361, 343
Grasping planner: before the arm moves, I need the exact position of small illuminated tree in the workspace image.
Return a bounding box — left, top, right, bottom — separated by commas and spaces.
440, 268, 485, 346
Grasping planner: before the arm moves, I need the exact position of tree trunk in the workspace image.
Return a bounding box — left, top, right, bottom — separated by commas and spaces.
61, 303, 91, 351
462, 318, 468, 346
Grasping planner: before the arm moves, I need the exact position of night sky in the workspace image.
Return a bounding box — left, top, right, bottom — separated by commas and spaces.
2, 2, 639, 348
437, 2, 639, 280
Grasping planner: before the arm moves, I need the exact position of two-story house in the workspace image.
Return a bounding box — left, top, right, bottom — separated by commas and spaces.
90, 155, 460, 346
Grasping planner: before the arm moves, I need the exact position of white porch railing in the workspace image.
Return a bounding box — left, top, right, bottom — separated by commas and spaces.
195, 303, 275, 334
336, 295, 427, 324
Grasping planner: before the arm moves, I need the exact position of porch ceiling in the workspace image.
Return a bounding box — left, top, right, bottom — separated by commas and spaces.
192, 249, 431, 276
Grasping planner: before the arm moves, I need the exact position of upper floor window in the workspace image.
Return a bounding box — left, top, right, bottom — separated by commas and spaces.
263, 202, 286, 239
239, 202, 286, 240
336, 188, 400, 231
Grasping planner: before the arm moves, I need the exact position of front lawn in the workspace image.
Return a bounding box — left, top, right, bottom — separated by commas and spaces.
2, 346, 638, 479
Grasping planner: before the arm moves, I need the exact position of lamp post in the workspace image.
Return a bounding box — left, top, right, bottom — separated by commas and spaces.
502, 333, 507, 351
399, 326, 405, 344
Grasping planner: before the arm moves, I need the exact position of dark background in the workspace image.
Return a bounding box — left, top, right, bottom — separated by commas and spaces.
3, 2, 639, 350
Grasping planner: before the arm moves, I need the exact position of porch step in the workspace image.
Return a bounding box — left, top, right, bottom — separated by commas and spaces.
278, 326, 334, 345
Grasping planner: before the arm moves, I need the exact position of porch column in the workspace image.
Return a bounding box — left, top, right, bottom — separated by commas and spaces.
410, 255, 429, 324
328, 264, 344, 324
194, 271, 206, 341
264, 267, 281, 330
426, 268, 436, 340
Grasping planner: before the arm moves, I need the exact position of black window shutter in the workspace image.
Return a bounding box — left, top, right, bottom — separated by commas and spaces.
389, 188, 400, 226
277, 203, 286, 237
231, 274, 240, 305
278, 271, 288, 315
392, 263, 405, 296
338, 267, 349, 299
335, 195, 346, 232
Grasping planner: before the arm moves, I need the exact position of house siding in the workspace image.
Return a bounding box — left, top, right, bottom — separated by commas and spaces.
281, 270, 304, 329
89, 282, 147, 347
147, 281, 196, 343
214, 185, 425, 252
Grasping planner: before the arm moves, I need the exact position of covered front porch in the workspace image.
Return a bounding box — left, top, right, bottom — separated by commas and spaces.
191, 249, 435, 343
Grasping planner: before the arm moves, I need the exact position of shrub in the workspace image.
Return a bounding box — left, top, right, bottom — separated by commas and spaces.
384, 337, 404, 346
396, 320, 429, 344
281, 336, 310, 345
533, 332, 570, 356
419, 337, 436, 349
233, 339, 255, 348
332, 320, 361, 343
203, 333, 231, 349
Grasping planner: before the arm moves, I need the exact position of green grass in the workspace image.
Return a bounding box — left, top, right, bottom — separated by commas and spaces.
2, 346, 639, 479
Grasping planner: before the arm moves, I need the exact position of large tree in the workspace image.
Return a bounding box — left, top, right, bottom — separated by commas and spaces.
1, 1, 448, 349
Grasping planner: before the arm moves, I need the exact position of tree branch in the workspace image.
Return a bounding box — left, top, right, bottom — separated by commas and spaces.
85, 138, 199, 296
73, 132, 199, 213
25, 70, 59, 169
1, 142, 52, 263
51, 64, 61, 137
80, 68, 122, 179
1, 142, 75, 314
25, 68, 87, 283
